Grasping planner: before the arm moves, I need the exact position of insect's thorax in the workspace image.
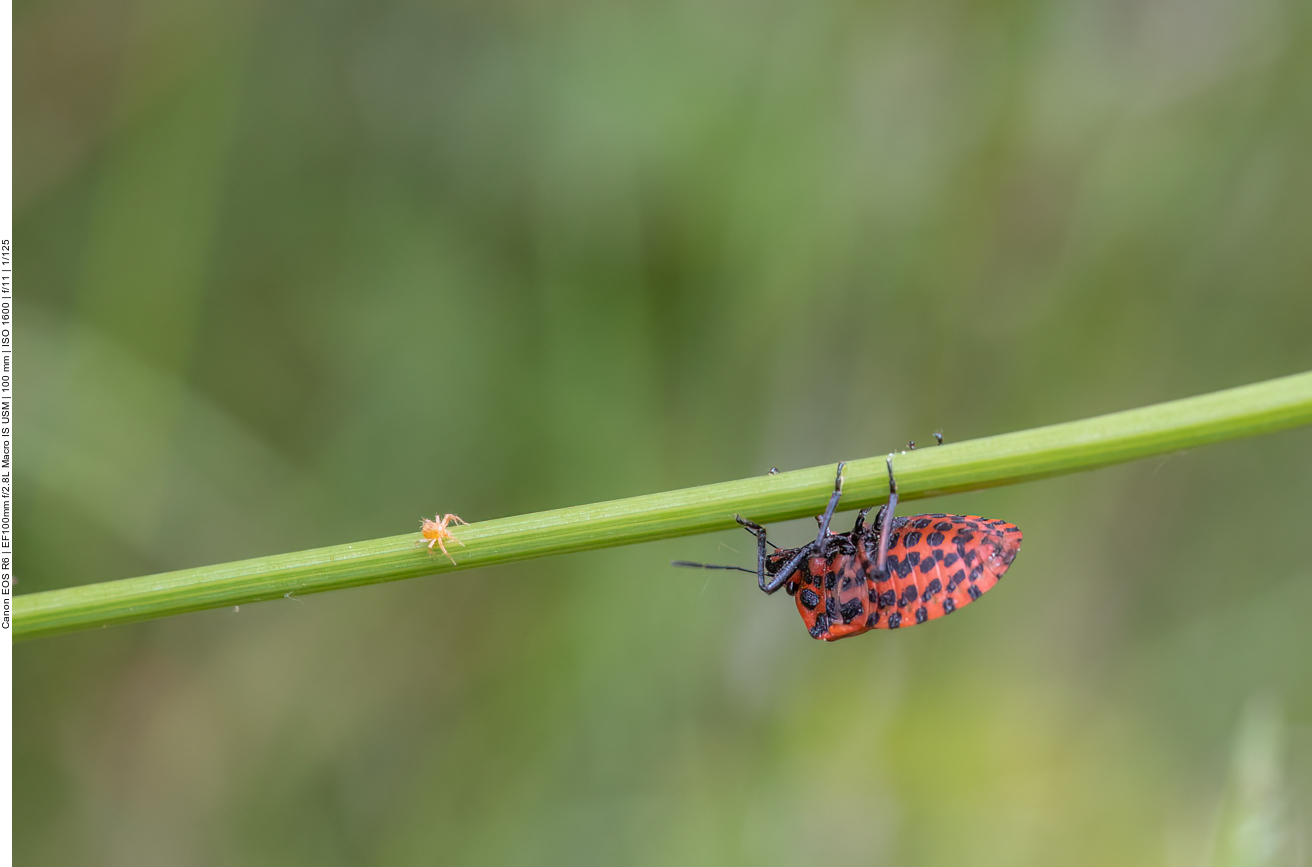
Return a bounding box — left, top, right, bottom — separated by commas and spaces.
766, 531, 874, 588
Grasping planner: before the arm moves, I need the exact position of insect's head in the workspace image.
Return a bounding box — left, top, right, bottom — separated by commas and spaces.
764, 550, 792, 576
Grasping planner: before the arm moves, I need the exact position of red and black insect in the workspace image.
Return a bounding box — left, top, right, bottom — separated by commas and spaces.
675, 456, 1021, 641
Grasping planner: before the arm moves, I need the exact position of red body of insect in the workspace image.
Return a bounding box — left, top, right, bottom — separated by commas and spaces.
770, 512, 1021, 640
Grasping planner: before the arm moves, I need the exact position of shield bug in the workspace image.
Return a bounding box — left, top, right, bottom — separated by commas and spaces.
675, 456, 1021, 641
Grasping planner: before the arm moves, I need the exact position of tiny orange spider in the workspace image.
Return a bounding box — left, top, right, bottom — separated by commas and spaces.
419, 513, 468, 564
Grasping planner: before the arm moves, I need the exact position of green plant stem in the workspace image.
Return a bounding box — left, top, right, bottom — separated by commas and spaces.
16, 370, 1312, 641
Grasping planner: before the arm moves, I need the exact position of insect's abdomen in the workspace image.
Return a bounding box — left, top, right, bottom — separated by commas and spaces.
792, 515, 1022, 641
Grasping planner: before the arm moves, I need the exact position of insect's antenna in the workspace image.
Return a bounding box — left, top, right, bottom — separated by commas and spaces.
671, 561, 758, 574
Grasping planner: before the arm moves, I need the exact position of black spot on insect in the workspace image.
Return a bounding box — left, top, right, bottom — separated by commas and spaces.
865, 611, 880, 627
895, 558, 915, 579
840, 576, 852, 591
943, 552, 959, 567
954, 531, 975, 545
888, 612, 902, 629
915, 606, 928, 624
825, 597, 839, 620
799, 588, 820, 610
840, 598, 864, 623
934, 521, 954, 532
927, 531, 945, 546
887, 532, 900, 547
810, 614, 830, 638
868, 586, 880, 603
944, 597, 956, 614
825, 572, 837, 591
966, 521, 981, 530
919, 558, 935, 575
904, 531, 922, 547
900, 585, 919, 606
928, 513, 947, 519
878, 589, 896, 609
904, 551, 921, 567
970, 566, 983, 582
913, 518, 932, 529
961, 549, 978, 565
968, 584, 982, 600
922, 578, 942, 601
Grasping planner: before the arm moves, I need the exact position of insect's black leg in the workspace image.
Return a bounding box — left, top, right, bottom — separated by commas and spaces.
875, 456, 900, 577
813, 461, 846, 545
734, 516, 770, 591
765, 544, 815, 594
851, 506, 873, 534
736, 515, 808, 594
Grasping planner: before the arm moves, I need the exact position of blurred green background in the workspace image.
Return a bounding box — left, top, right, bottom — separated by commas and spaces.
15, 0, 1312, 863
